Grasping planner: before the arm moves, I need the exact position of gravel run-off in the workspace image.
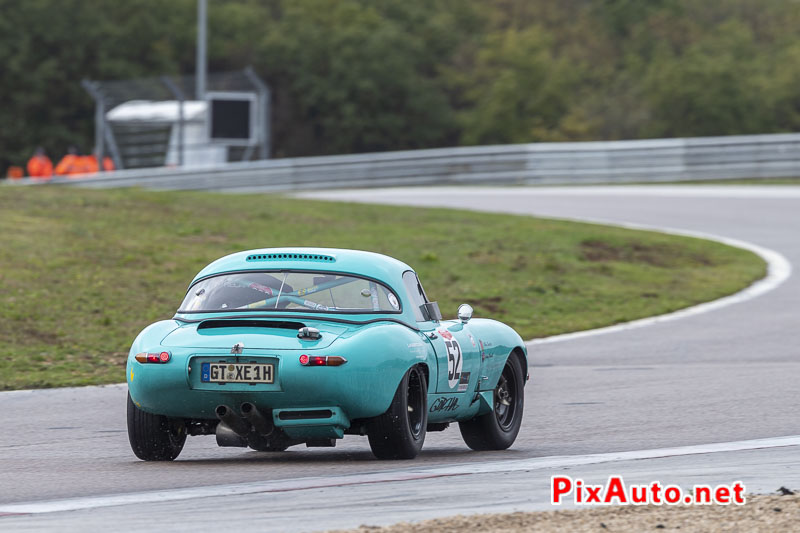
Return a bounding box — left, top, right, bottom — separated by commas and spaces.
331, 493, 799, 533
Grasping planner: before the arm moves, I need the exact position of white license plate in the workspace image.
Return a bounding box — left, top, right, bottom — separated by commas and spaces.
201, 362, 274, 383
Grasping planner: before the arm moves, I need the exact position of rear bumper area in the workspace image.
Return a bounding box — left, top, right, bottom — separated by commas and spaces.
272, 406, 350, 439
127, 352, 397, 421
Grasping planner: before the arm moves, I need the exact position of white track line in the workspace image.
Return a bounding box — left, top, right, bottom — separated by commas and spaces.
527, 218, 791, 345
2, 435, 798, 516
298, 186, 793, 346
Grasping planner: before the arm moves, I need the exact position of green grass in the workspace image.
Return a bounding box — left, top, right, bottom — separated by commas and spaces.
0, 186, 766, 390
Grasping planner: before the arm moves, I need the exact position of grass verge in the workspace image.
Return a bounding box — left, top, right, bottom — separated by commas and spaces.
0, 186, 765, 390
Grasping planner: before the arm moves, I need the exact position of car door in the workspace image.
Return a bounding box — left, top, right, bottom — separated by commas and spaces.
401, 271, 480, 397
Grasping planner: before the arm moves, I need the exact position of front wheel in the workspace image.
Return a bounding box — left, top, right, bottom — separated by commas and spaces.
368, 365, 428, 459
127, 392, 186, 461
459, 352, 524, 451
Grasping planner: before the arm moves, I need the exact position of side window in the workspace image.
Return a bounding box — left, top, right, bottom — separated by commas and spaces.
402, 271, 426, 322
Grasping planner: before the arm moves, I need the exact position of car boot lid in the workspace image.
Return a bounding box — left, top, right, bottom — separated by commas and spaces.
160, 318, 348, 350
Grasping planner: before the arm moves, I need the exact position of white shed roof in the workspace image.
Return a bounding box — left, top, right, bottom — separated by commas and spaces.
106, 100, 207, 123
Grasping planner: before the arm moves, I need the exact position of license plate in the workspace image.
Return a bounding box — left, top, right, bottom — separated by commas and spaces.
201, 362, 274, 383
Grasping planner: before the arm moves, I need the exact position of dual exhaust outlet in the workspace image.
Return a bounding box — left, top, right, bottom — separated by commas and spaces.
215, 402, 274, 447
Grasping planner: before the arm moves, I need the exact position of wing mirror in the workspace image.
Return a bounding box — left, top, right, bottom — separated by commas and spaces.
457, 304, 473, 323
420, 302, 442, 321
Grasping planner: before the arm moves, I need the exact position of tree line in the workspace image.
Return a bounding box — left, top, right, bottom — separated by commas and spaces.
2, 0, 799, 171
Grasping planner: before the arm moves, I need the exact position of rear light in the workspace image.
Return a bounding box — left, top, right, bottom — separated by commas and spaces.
299, 355, 347, 366
135, 351, 171, 364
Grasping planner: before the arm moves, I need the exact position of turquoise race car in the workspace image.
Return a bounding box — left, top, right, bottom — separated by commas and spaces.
127, 248, 528, 460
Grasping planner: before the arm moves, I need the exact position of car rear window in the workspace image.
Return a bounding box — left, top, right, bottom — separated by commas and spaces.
178, 271, 401, 314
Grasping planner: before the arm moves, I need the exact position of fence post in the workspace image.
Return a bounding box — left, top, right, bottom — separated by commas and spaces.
161, 76, 186, 167
81, 80, 106, 171
244, 66, 271, 160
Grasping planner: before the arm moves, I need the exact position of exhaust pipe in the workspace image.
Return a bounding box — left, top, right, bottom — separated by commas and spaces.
241, 402, 274, 436
215, 405, 251, 435
215, 404, 250, 447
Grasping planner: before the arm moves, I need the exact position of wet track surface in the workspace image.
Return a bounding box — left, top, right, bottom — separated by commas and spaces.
2, 185, 799, 530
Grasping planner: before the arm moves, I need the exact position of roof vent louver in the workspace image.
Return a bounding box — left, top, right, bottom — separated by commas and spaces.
246, 253, 336, 263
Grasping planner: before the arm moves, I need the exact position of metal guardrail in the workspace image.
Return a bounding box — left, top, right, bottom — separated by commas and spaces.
9, 132, 800, 192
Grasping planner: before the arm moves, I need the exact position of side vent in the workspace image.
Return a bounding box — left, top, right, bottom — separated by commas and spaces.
246, 253, 336, 263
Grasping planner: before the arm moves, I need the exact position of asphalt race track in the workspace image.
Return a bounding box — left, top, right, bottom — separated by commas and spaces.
2, 185, 799, 531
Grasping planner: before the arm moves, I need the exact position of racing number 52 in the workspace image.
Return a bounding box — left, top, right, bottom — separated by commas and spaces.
446, 339, 461, 382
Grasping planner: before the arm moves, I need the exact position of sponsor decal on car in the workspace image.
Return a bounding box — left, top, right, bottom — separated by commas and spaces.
480, 339, 494, 360
248, 283, 274, 295
430, 396, 459, 413
297, 285, 321, 296
303, 300, 329, 311
407, 341, 427, 354
457, 371, 471, 392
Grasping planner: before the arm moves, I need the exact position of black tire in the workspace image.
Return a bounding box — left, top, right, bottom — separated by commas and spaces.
368, 365, 428, 459
459, 352, 524, 451
127, 392, 186, 461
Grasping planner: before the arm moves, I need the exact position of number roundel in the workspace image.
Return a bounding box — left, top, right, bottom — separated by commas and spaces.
445, 338, 463, 389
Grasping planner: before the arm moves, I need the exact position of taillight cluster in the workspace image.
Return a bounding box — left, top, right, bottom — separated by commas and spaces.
135, 351, 171, 364
299, 354, 347, 366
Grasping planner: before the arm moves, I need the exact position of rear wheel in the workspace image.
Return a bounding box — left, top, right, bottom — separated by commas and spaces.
459, 352, 524, 451
368, 365, 427, 459
127, 392, 186, 461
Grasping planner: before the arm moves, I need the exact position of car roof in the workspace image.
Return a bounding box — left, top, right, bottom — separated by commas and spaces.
190, 247, 414, 288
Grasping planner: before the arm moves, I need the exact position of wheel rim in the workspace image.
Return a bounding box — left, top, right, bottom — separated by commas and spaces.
406, 368, 424, 439
494, 359, 518, 431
